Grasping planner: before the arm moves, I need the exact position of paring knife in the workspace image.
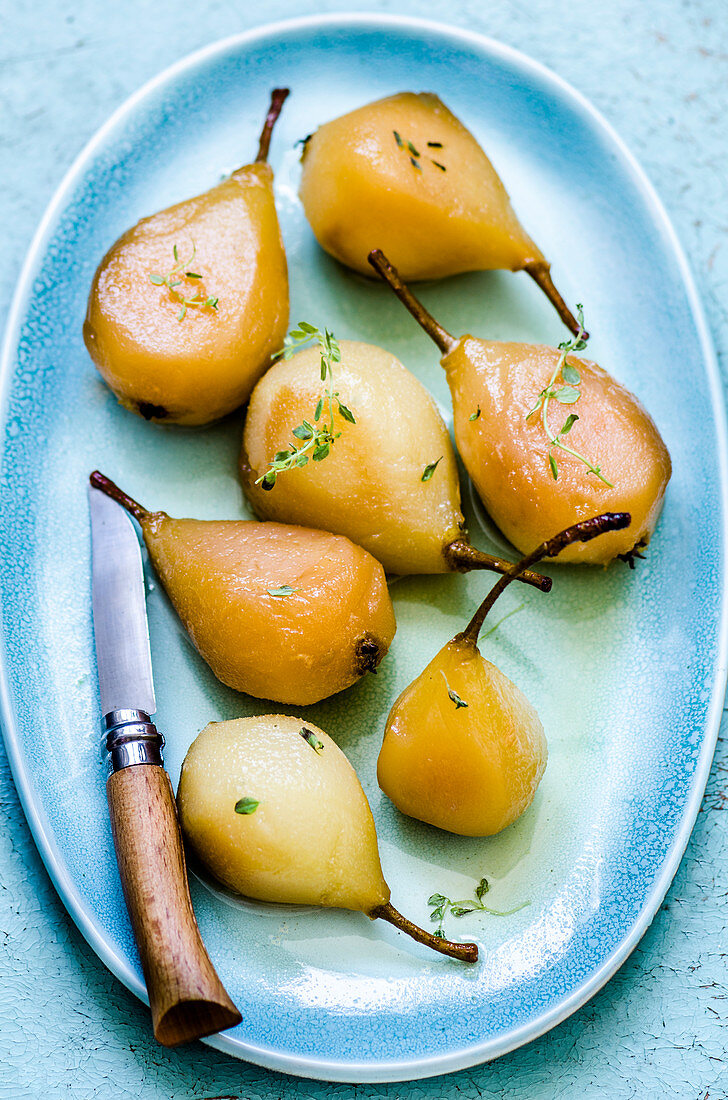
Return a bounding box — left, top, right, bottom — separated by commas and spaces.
89, 485, 241, 1046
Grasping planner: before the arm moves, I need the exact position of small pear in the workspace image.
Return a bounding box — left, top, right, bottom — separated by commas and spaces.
299, 92, 580, 333
378, 512, 630, 836
240, 336, 548, 588
90, 472, 395, 705
84, 90, 290, 425
178, 714, 477, 962
369, 250, 671, 565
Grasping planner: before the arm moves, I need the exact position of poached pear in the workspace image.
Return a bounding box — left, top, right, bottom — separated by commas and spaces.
369, 250, 671, 565
299, 91, 580, 334
84, 89, 290, 425
378, 512, 630, 836
178, 714, 477, 961
90, 472, 395, 705
240, 333, 548, 588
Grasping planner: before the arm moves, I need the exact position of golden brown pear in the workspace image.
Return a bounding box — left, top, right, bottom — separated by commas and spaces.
240, 336, 548, 588
369, 251, 671, 565
90, 472, 395, 705
299, 92, 580, 333
84, 90, 290, 425
178, 715, 477, 961
378, 513, 630, 836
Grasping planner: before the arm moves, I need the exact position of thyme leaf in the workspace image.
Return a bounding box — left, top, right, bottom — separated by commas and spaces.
234, 797, 259, 815
267, 585, 299, 597
421, 457, 442, 482
440, 670, 468, 709
300, 728, 324, 754
256, 324, 354, 489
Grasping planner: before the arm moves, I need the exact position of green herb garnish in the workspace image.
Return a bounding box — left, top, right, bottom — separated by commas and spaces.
267, 585, 299, 597
393, 134, 447, 173
525, 306, 612, 486
149, 242, 219, 321
300, 728, 324, 754
421, 457, 442, 482
256, 324, 355, 489
469, 407, 481, 421
440, 671, 468, 709
428, 877, 528, 939
234, 797, 259, 815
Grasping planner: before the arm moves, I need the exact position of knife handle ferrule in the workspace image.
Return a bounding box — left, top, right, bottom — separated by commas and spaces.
103, 709, 164, 773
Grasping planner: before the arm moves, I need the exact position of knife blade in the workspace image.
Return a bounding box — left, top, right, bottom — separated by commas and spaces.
88, 479, 241, 1046
90, 487, 156, 716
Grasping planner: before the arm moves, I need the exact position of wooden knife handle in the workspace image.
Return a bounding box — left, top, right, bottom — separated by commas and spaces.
107, 764, 242, 1046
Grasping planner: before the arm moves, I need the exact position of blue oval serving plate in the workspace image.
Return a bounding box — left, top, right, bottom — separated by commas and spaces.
1, 14, 726, 1084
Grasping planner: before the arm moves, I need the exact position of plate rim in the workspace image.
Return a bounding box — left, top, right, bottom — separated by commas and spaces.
1, 11, 726, 1084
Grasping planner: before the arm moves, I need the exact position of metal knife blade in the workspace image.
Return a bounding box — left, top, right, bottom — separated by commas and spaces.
89, 487, 156, 716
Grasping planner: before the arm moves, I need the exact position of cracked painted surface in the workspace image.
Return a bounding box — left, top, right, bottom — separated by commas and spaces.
1, 1, 727, 1098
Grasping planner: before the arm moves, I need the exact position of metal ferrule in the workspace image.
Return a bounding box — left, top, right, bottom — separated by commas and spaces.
102, 708, 164, 773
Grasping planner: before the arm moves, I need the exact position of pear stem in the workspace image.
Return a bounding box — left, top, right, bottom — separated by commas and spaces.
523, 261, 586, 339
443, 539, 551, 593
371, 902, 478, 963
367, 250, 457, 356
457, 512, 631, 647
89, 471, 148, 524
255, 88, 290, 164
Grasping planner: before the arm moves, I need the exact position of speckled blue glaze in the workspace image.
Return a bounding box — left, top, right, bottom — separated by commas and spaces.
0, 15, 726, 1085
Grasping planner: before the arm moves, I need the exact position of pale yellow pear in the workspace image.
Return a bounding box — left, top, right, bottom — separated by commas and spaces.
84, 91, 290, 425
299, 92, 578, 331
90, 473, 396, 705
240, 338, 550, 588
369, 251, 671, 565
178, 715, 389, 911
241, 340, 463, 573
177, 715, 478, 961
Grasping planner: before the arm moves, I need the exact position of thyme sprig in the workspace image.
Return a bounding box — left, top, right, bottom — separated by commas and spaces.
525, 305, 612, 486
149, 242, 219, 321
256, 323, 355, 490
428, 877, 528, 939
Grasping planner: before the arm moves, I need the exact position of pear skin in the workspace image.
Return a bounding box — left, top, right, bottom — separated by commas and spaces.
90, 473, 395, 705
378, 640, 547, 836
178, 714, 477, 961
84, 91, 289, 425
369, 250, 671, 565
446, 337, 671, 563
300, 92, 579, 332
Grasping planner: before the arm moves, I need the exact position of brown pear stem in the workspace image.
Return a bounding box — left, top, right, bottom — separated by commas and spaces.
443, 539, 551, 593
457, 512, 631, 647
367, 250, 457, 356
90, 470, 148, 524
523, 261, 586, 339
370, 902, 478, 963
255, 88, 290, 163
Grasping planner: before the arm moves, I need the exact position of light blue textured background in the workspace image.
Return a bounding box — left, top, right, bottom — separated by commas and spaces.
1, 2, 726, 1098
